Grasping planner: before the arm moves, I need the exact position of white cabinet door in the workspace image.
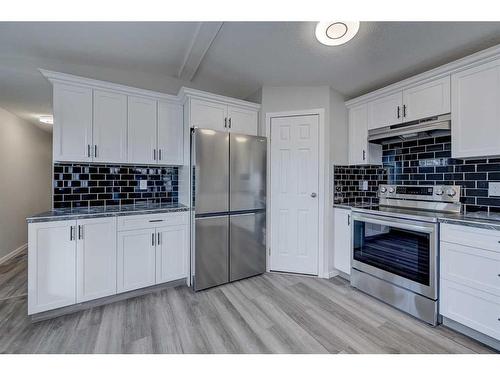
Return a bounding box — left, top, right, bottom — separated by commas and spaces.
155, 225, 189, 284
158, 101, 184, 165
93, 90, 128, 163
53, 83, 93, 162
402, 76, 451, 122
190, 98, 228, 132
117, 228, 156, 293
333, 208, 351, 275
349, 104, 369, 165
128, 96, 158, 164
368, 91, 403, 130
228, 105, 258, 135
76, 217, 117, 303
28, 220, 77, 314
452, 58, 500, 158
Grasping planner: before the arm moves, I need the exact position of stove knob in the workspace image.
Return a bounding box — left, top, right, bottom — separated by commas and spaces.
388, 187, 395, 193
447, 188, 457, 197
435, 188, 444, 196
380, 186, 387, 193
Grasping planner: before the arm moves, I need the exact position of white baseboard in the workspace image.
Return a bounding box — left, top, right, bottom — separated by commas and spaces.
0, 243, 27, 265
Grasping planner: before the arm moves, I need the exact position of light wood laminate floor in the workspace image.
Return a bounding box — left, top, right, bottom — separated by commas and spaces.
0, 250, 495, 354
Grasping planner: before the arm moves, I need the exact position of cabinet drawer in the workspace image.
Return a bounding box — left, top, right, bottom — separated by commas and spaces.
441, 223, 500, 253
117, 212, 188, 231
441, 241, 500, 297
440, 279, 500, 341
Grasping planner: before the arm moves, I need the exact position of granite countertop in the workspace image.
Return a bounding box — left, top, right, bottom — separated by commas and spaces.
27, 203, 190, 223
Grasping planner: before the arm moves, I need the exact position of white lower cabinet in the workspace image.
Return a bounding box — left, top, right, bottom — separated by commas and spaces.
28, 220, 77, 315
117, 228, 157, 293
156, 225, 189, 284
440, 223, 500, 341
28, 212, 189, 315
76, 217, 117, 302
333, 208, 351, 275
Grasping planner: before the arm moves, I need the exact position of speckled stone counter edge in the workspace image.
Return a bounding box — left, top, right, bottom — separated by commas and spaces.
27, 205, 190, 223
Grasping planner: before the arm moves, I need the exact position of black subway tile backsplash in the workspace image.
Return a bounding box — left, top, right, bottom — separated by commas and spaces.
334, 132, 500, 214
53, 163, 179, 209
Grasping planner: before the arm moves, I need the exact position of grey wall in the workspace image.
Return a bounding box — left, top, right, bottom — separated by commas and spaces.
260, 85, 347, 276
0, 107, 52, 259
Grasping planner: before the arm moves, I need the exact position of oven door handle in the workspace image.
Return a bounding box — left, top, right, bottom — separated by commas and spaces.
352, 214, 435, 234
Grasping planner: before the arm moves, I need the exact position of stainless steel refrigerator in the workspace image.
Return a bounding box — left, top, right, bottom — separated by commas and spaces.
191, 128, 266, 291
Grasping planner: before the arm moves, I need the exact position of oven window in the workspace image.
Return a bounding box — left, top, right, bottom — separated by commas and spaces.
353, 220, 430, 285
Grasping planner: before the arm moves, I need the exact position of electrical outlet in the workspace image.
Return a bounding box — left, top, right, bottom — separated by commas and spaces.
359, 180, 369, 191
139, 180, 148, 190
488, 182, 500, 197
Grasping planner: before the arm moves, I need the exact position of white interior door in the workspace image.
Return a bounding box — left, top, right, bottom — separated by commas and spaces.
270, 114, 319, 275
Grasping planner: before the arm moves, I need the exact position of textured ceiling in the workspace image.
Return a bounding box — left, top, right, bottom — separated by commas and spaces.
1, 21, 500, 130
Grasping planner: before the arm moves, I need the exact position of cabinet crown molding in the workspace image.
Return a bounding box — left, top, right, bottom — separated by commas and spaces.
39, 69, 180, 103
39, 69, 261, 110
345, 43, 500, 108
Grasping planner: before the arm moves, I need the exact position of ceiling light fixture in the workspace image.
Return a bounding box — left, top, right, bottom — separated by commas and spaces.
315, 21, 360, 46
39, 115, 53, 125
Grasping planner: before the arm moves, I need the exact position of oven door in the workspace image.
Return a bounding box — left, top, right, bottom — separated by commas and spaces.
351, 212, 438, 300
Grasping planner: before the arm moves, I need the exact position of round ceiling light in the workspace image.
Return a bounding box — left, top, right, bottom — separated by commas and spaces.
315, 21, 360, 46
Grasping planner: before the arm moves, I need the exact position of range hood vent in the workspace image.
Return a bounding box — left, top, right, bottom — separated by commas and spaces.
368, 114, 451, 144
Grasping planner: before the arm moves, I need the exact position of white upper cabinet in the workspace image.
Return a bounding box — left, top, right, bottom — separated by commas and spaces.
93, 90, 128, 163
158, 101, 184, 165
53, 83, 93, 162
365, 76, 451, 130
190, 98, 228, 132
402, 76, 451, 122
349, 103, 382, 165
127, 96, 158, 165
368, 91, 403, 130
452, 58, 500, 158
187, 96, 260, 135
227, 105, 258, 135
76, 217, 117, 303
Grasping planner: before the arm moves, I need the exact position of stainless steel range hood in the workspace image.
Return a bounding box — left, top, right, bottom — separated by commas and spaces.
368, 114, 451, 144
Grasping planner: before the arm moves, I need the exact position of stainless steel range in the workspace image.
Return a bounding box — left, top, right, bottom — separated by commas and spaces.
350, 184, 462, 325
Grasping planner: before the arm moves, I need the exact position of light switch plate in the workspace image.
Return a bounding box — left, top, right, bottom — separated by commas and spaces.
488, 182, 500, 197
139, 180, 148, 190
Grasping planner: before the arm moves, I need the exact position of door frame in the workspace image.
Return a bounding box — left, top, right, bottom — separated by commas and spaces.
265, 108, 327, 278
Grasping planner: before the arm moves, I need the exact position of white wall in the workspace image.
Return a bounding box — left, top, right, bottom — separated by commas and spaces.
0, 107, 52, 260
261, 86, 347, 277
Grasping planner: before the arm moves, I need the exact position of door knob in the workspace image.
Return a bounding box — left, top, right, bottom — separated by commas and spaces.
311, 192, 317, 198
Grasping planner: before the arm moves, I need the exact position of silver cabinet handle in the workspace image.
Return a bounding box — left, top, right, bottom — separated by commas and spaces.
78, 225, 82, 240
153, 149, 156, 161
228, 117, 232, 129
157, 232, 161, 245
94, 145, 98, 158
70, 226, 75, 241
348, 215, 351, 226
152, 232, 155, 246
403, 104, 407, 118
159, 149, 162, 161
149, 219, 164, 223
397, 106, 400, 119
224, 117, 227, 128
363, 150, 366, 161
311, 192, 317, 198
87, 144, 91, 158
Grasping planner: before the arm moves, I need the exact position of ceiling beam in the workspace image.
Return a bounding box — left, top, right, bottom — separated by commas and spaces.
177, 22, 223, 82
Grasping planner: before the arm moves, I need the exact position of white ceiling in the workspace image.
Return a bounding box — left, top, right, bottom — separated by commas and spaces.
1, 21, 500, 130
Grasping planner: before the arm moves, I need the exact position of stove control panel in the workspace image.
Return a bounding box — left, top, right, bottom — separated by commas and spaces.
378, 184, 460, 203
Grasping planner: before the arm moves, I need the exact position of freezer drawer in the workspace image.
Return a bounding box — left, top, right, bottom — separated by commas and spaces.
230, 134, 266, 211
194, 216, 229, 291
193, 129, 229, 215
230, 212, 266, 282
